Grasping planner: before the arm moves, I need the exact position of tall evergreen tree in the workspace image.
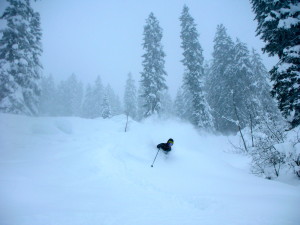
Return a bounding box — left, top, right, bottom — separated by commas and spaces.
208, 28, 279, 134
160, 91, 173, 117
39, 74, 56, 116
251, 0, 300, 128
136, 85, 146, 121
68, 74, 83, 117
92, 76, 104, 118
0, 59, 15, 108
106, 84, 121, 116
227, 39, 256, 127
179, 5, 213, 129
101, 89, 111, 119
140, 12, 167, 117
81, 84, 94, 118
56, 79, 69, 116
250, 48, 279, 116
174, 88, 185, 119
124, 73, 137, 119
0, 0, 42, 115
207, 24, 236, 133
55, 74, 83, 116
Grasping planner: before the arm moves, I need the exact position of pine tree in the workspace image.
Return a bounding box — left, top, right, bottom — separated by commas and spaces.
0, 59, 15, 108
101, 90, 111, 119
68, 74, 83, 117
39, 74, 56, 116
250, 48, 279, 117
0, 0, 42, 115
92, 76, 104, 118
227, 39, 256, 128
251, 0, 300, 128
207, 24, 236, 133
136, 85, 146, 121
56, 80, 69, 116
179, 5, 213, 129
174, 88, 185, 119
159, 91, 173, 117
203, 60, 211, 87
81, 84, 94, 118
55, 74, 83, 116
124, 73, 137, 119
106, 84, 121, 116
140, 12, 167, 117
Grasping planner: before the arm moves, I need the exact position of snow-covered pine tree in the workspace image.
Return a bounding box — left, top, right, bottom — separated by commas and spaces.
106, 84, 122, 116
55, 74, 83, 117
159, 91, 173, 118
174, 88, 185, 119
55, 80, 69, 116
250, 48, 280, 118
0, 59, 15, 108
124, 73, 137, 119
39, 74, 56, 116
227, 39, 256, 128
81, 84, 94, 118
113, 95, 122, 116
251, 0, 300, 128
140, 12, 167, 118
207, 24, 236, 133
68, 74, 83, 117
101, 89, 111, 119
179, 5, 213, 129
0, 0, 42, 115
136, 85, 146, 121
203, 60, 211, 86
92, 76, 104, 118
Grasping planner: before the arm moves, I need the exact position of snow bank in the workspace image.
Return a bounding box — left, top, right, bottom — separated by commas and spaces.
0, 113, 299, 225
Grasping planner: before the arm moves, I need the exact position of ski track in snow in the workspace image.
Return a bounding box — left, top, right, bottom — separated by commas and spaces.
0, 114, 299, 225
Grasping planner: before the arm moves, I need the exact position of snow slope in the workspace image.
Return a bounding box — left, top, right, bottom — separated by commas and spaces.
0, 114, 299, 225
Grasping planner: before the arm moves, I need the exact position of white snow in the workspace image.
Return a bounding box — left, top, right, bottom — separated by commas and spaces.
278, 17, 300, 29
0, 113, 299, 225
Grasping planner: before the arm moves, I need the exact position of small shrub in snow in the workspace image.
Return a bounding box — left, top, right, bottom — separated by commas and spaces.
250, 144, 286, 178
286, 151, 300, 178
243, 115, 300, 180
285, 128, 300, 178
241, 113, 290, 179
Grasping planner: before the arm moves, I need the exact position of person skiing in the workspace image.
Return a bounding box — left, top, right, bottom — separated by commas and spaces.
157, 138, 174, 154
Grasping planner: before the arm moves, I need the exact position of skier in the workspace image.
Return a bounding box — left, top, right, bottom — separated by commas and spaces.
157, 138, 174, 154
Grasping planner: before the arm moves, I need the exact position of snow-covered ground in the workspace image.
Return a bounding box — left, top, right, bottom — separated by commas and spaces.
0, 113, 299, 225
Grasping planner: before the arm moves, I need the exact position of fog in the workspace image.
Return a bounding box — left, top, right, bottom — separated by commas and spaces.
0, 0, 278, 98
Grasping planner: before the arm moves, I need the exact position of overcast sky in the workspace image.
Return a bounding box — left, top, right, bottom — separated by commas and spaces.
0, 0, 278, 98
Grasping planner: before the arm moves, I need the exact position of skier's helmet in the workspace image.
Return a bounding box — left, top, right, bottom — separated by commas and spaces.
167, 138, 174, 146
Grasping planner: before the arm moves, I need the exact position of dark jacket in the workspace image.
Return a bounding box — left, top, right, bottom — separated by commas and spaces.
157, 143, 171, 151
157, 138, 174, 152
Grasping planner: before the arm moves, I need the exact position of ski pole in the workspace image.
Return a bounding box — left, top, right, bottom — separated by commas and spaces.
151, 148, 160, 167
